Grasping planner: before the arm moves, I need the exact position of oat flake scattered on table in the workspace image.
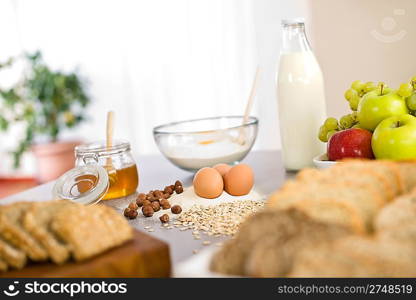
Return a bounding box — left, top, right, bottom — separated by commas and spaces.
145, 186, 266, 236
176, 199, 265, 236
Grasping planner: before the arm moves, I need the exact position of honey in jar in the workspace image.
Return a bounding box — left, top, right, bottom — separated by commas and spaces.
73, 140, 139, 200
102, 164, 138, 200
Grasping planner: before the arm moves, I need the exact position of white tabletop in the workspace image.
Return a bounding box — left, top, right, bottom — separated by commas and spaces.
1, 150, 291, 265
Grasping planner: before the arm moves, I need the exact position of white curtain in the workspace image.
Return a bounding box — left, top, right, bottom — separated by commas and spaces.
0, 0, 307, 175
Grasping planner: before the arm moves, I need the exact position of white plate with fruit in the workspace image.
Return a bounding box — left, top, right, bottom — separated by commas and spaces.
316, 79, 416, 166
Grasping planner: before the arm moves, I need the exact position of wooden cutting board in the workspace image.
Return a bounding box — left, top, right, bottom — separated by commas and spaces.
0, 230, 171, 278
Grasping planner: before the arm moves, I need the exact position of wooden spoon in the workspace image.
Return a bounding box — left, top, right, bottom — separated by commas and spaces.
237, 66, 260, 145
106, 111, 117, 183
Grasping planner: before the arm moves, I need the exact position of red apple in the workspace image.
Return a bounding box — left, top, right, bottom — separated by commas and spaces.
327, 128, 374, 161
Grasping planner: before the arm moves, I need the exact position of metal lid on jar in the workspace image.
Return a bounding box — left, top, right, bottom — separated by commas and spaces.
52, 164, 109, 205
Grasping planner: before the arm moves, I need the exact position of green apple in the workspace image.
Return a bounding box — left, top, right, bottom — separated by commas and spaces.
372, 114, 416, 160
357, 89, 409, 131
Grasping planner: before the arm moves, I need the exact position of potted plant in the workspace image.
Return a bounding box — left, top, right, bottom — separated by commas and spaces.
0, 51, 90, 182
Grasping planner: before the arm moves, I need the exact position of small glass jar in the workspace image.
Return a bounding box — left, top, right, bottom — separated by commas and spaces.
75, 140, 139, 200
53, 140, 139, 204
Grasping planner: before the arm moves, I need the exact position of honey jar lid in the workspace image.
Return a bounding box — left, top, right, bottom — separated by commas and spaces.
52, 164, 109, 205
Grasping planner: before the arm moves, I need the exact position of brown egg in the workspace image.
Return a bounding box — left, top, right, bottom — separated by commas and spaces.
193, 167, 224, 199
213, 163, 232, 178
224, 164, 254, 196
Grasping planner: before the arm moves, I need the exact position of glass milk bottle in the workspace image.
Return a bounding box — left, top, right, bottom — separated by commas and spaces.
277, 19, 326, 170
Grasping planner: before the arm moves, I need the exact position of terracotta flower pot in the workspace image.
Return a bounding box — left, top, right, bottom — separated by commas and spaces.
32, 141, 81, 183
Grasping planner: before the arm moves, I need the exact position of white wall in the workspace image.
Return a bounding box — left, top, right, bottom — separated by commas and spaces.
3, 0, 413, 176
0, 0, 307, 175
308, 0, 416, 119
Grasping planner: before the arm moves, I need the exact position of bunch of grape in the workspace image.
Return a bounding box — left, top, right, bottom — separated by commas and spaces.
318, 113, 359, 142
398, 76, 416, 115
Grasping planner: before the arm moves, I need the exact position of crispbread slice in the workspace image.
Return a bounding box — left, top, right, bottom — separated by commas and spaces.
0, 202, 47, 261
0, 237, 26, 269
0, 257, 8, 272
23, 201, 72, 264
51, 203, 133, 261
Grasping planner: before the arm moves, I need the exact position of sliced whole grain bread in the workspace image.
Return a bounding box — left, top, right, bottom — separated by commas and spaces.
210, 209, 351, 276
396, 160, 416, 193
0, 202, 48, 261
336, 159, 404, 197
245, 217, 351, 277
375, 193, 416, 246
23, 201, 72, 264
268, 182, 383, 232
291, 197, 366, 234
290, 236, 416, 277
296, 167, 392, 203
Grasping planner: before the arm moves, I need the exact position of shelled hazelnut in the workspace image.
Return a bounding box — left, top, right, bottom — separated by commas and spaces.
128, 202, 139, 211
164, 186, 173, 195
142, 205, 154, 217
159, 214, 169, 223
175, 185, 184, 194
142, 200, 152, 207
137, 193, 146, 201
154, 190, 163, 198
136, 197, 145, 207
151, 201, 161, 212
124, 208, 138, 219
175, 180, 183, 188
160, 199, 171, 210
171, 205, 182, 214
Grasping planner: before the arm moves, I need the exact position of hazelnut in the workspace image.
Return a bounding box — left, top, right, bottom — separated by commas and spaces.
128, 202, 139, 210
154, 190, 163, 198
171, 205, 182, 214
164, 186, 173, 195
143, 200, 152, 207
174, 180, 183, 188
159, 214, 169, 223
162, 193, 170, 199
151, 201, 161, 212
169, 185, 175, 191
137, 193, 146, 201
136, 197, 145, 207
146, 194, 152, 200
175, 185, 184, 194
124, 208, 138, 219
123, 208, 131, 217
160, 199, 171, 210
142, 205, 154, 217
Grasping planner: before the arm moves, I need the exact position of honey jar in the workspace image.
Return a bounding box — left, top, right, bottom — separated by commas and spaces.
53, 140, 139, 204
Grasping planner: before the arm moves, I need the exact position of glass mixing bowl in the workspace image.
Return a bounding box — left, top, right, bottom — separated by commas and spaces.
153, 116, 259, 172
